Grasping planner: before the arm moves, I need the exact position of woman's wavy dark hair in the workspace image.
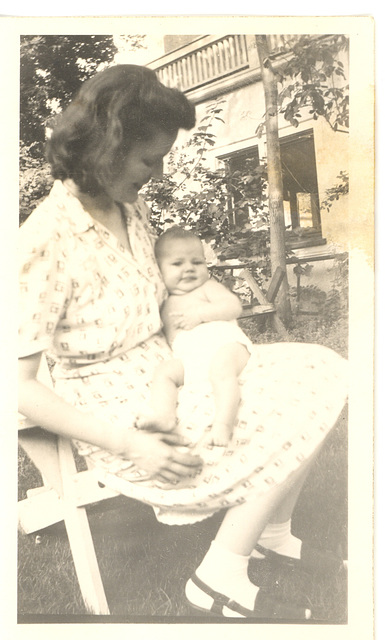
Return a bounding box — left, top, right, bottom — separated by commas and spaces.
46, 64, 196, 196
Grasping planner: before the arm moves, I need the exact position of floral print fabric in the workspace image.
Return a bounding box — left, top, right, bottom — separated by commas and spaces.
19, 182, 348, 525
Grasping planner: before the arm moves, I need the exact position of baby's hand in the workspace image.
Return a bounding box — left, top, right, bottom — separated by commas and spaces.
169, 310, 202, 331
136, 410, 176, 433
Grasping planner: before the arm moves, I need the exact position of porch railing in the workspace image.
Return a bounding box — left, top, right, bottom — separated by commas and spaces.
150, 35, 297, 95
156, 35, 249, 92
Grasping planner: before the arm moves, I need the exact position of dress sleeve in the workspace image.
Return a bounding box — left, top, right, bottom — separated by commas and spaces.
18, 211, 71, 358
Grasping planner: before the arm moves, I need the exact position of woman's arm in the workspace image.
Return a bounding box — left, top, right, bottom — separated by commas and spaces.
19, 352, 119, 450
19, 352, 202, 481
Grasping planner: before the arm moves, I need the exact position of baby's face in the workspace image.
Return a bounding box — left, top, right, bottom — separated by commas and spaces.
158, 238, 209, 295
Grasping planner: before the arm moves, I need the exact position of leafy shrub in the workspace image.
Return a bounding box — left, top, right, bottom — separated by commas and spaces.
19, 142, 53, 225
321, 171, 349, 212
144, 100, 271, 284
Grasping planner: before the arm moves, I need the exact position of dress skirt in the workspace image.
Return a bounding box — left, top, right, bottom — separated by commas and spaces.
53, 333, 348, 525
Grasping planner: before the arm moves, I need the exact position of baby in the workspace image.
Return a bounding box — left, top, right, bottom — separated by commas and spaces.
138, 226, 252, 446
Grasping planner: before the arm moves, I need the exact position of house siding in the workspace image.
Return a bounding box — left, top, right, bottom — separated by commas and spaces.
149, 35, 349, 254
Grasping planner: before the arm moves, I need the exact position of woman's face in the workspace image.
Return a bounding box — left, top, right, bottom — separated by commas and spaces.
108, 129, 177, 204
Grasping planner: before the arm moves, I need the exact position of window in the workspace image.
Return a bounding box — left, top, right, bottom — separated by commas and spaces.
219, 146, 261, 228
279, 130, 324, 248
219, 132, 325, 249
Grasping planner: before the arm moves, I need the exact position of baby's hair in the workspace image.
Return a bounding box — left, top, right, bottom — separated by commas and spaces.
154, 226, 202, 261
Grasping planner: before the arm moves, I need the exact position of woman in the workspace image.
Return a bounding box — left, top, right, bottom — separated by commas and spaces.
18, 64, 347, 619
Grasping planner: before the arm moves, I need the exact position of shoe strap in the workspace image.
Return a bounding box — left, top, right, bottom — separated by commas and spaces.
189, 573, 309, 619
190, 573, 253, 616
256, 541, 344, 573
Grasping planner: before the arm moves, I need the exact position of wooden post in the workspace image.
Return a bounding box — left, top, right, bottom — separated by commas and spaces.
255, 35, 291, 323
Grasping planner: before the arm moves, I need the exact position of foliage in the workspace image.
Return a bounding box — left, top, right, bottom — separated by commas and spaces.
145, 35, 349, 307
20, 35, 119, 158
256, 35, 349, 138
321, 171, 349, 212
115, 34, 145, 52
19, 35, 144, 222
19, 142, 53, 224
323, 253, 349, 323
289, 254, 348, 326
240, 255, 348, 360
278, 35, 349, 132
143, 100, 273, 290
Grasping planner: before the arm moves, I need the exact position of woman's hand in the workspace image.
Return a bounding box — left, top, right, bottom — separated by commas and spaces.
19, 354, 202, 485
118, 429, 202, 483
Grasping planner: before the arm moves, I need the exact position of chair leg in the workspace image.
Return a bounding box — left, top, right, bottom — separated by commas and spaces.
270, 311, 290, 340
58, 437, 110, 615
239, 267, 290, 339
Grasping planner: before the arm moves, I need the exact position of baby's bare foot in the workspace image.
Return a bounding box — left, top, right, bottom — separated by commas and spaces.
205, 422, 232, 447
136, 411, 175, 433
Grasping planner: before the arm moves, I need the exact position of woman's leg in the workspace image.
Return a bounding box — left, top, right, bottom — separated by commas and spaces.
187, 444, 322, 614
250, 460, 313, 559
216, 442, 322, 554
254, 430, 332, 560
268, 465, 311, 523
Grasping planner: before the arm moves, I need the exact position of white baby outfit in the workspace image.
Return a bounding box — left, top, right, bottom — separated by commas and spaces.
172, 320, 252, 387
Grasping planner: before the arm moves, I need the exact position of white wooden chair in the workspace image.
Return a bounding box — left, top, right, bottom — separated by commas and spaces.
18, 269, 289, 615
238, 267, 290, 339
18, 357, 118, 615
209, 264, 290, 339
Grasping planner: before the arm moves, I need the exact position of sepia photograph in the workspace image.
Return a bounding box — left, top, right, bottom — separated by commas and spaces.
0, 11, 375, 639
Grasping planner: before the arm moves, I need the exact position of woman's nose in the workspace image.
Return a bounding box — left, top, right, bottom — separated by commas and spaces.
151, 159, 164, 179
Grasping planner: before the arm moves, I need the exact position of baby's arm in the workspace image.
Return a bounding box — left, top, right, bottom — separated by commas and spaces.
168, 278, 243, 333
196, 278, 243, 322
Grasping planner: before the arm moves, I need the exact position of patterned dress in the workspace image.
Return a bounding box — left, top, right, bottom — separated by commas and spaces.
19, 181, 348, 525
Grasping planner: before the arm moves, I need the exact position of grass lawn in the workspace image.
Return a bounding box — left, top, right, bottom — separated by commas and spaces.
18, 313, 348, 623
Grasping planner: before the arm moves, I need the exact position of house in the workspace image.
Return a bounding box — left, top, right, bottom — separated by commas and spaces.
147, 34, 349, 301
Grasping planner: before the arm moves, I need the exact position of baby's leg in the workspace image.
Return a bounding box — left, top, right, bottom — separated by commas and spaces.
207, 343, 250, 446
137, 358, 184, 432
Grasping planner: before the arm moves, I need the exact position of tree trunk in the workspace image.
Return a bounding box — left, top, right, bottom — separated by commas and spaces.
255, 35, 291, 323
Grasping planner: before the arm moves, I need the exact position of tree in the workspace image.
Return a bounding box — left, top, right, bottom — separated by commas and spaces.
255, 35, 291, 321
255, 34, 349, 322
144, 35, 349, 325
20, 35, 119, 156
19, 35, 144, 222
